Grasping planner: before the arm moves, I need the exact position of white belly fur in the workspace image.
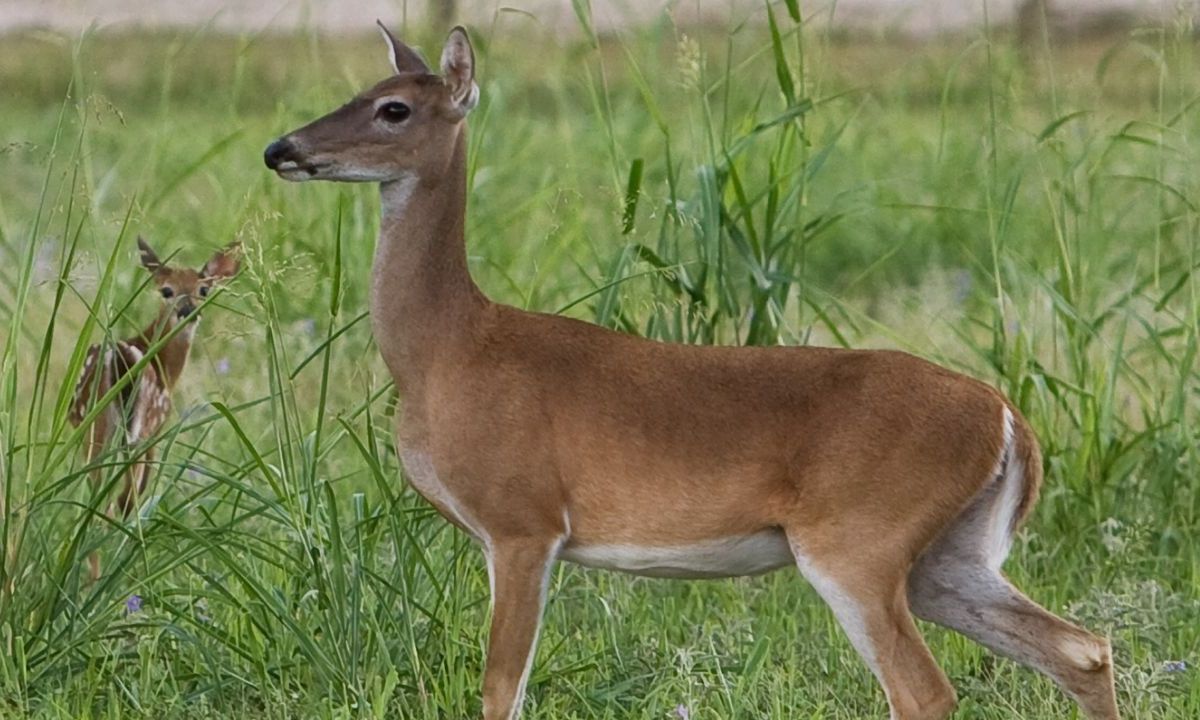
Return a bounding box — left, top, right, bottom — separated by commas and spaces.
400, 450, 793, 580
560, 531, 795, 579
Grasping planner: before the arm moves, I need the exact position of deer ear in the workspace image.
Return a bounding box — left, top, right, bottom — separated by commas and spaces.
440, 26, 478, 115
137, 236, 163, 272
377, 20, 429, 75
202, 241, 241, 281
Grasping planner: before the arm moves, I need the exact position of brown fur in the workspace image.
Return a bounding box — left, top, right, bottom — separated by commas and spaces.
265, 26, 1118, 720
69, 237, 238, 579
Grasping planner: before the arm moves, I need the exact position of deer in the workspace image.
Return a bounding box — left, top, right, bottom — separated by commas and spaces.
263, 23, 1120, 720
70, 237, 239, 580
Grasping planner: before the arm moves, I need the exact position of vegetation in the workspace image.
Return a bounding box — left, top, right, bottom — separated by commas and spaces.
0, 3, 1197, 717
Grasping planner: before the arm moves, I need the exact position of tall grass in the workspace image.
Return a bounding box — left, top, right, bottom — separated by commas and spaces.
0, 3, 1197, 718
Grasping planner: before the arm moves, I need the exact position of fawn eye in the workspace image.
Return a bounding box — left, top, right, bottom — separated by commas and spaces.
161, 287, 174, 299
377, 102, 411, 123
199, 286, 209, 298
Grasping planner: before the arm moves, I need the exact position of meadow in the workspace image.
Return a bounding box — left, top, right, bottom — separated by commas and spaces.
0, 2, 1198, 718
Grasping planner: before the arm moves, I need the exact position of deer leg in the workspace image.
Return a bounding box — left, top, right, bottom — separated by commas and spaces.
906, 467, 1119, 720
87, 464, 103, 581
90, 446, 154, 581
789, 532, 957, 720
84, 426, 107, 582
909, 555, 1118, 719
115, 445, 154, 520
481, 536, 562, 720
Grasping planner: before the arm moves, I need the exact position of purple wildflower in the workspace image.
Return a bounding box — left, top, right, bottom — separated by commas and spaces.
952, 268, 973, 305
215, 357, 231, 375
125, 594, 143, 615
672, 704, 690, 720
1163, 660, 1188, 673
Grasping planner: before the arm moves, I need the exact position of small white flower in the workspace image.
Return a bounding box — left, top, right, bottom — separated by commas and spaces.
1099, 517, 1126, 554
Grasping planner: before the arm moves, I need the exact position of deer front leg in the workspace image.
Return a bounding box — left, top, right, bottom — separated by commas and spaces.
481, 537, 562, 720
115, 445, 154, 519
86, 461, 104, 582
92, 446, 153, 581
84, 427, 107, 582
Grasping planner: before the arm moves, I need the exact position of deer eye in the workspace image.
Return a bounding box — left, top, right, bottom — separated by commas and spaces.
199, 286, 209, 298
377, 102, 411, 123
161, 287, 174, 299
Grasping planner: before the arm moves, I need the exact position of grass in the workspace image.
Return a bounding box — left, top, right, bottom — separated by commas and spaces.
0, 2, 1197, 718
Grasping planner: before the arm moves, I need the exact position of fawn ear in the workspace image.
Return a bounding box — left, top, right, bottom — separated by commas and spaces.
137, 236, 163, 273
377, 20, 429, 75
440, 26, 478, 115
202, 241, 241, 281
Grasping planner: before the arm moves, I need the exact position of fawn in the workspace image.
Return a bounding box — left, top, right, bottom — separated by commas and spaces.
264, 24, 1119, 720
70, 237, 239, 580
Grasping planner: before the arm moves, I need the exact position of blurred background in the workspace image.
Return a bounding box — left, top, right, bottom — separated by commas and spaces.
0, 1, 1197, 719
0, 0, 1192, 34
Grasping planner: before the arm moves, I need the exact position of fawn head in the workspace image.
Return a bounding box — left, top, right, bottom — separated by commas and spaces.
264, 23, 478, 184
137, 237, 240, 323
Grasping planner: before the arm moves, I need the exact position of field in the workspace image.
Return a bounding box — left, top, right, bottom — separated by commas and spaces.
1, 3, 1198, 718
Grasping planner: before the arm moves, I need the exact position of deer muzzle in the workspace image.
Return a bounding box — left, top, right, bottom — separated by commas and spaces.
264, 137, 320, 180
263, 138, 298, 169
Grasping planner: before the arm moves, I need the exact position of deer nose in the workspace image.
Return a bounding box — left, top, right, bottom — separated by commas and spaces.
177, 300, 196, 318
264, 138, 298, 170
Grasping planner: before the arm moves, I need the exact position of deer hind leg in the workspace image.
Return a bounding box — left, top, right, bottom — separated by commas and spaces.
907, 476, 1119, 719
481, 535, 564, 720
788, 532, 957, 720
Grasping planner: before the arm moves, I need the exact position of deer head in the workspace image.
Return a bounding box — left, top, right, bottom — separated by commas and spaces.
137, 236, 241, 325
263, 23, 478, 184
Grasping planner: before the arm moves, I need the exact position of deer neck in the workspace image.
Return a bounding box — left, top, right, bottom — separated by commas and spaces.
371, 125, 486, 393
136, 312, 197, 390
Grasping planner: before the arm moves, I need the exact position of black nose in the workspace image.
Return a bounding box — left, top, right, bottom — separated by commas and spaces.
264, 138, 297, 170
177, 301, 196, 318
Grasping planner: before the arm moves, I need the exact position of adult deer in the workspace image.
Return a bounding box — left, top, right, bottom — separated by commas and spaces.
264, 24, 1119, 720
70, 237, 239, 580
